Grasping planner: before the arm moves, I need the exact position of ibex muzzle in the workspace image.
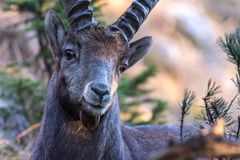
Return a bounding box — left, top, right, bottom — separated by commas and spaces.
83, 73, 112, 116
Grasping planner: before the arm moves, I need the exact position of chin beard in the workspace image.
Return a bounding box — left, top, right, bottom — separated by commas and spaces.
62, 104, 103, 130
79, 110, 101, 130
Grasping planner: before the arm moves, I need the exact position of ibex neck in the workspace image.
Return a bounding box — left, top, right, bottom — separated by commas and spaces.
36, 73, 125, 159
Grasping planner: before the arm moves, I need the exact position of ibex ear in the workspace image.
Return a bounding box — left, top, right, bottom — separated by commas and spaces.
44, 10, 66, 57
128, 36, 152, 68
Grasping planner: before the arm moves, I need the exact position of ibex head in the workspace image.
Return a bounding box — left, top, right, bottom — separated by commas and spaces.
44, 0, 159, 128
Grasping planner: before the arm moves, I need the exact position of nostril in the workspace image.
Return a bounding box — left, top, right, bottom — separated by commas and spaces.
91, 84, 110, 97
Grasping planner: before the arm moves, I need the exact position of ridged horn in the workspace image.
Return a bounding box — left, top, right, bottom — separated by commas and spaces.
111, 0, 159, 41
62, 0, 96, 30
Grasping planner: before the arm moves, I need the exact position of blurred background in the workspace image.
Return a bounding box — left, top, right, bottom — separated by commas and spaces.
0, 0, 240, 159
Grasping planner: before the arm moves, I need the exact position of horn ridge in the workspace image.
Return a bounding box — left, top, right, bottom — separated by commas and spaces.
140, 0, 154, 9
69, 9, 95, 30
111, 0, 159, 41
68, 1, 90, 17
121, 22, 135, 38
121, 13, 139, 31
62, 0, 96, 30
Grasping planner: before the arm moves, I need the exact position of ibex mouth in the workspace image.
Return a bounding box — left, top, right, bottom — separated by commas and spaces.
81, 97, 109, 116
77, 97, 108, 130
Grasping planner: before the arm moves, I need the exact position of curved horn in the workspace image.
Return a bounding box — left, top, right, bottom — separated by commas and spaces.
62, 0, 96, 30
111, 0, 159, 41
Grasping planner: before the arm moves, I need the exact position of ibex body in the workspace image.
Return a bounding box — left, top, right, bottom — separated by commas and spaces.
31, 0, 197, 159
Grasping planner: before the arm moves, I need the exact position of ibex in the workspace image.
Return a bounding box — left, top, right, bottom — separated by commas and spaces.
31, 0, 197, 159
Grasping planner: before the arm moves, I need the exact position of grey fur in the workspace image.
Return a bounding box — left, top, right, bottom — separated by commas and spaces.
31, 2, 198, 160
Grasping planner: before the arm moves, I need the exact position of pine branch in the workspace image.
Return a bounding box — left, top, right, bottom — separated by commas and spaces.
202, 79, 220, 127
233, 74, 240, 88
210, 97, 235, 127
200, 79, 235, 137
217, 29, 240, 69
228, 92, 239, 108
205, 79, 221, 99
180, 90, 195, 141
218, 28, 240, 141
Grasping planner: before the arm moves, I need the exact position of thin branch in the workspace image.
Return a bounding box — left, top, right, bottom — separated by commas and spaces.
202, 79, 220, 127
228, 93, 239, 109
16, 123, 40, 142
180, 90, 195, 141
210, 97, 234, 127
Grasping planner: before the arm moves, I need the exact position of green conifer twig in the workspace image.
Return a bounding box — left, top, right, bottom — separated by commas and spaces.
180, 90, 195, 141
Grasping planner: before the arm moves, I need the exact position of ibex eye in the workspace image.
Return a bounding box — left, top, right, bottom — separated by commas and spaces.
64, 49, 75, 60
120, 64, 128, 72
